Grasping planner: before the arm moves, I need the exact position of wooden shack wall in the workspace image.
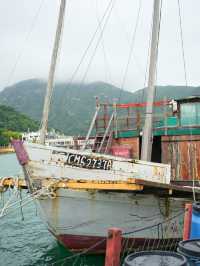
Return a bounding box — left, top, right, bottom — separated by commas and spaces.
112, 137, 140, 159
162, 135, 200, 181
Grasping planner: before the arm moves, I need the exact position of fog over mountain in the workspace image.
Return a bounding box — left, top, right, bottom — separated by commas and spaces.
1, 79, 200, 135
1, 1, 200, 91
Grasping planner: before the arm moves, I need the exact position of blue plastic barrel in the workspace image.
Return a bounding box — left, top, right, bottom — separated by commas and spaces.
123, 251, 188, 266
191, 202, 200, 239
178, 239, 200, 266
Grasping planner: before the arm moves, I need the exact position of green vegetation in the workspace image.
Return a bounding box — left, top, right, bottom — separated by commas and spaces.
1, 79, 200, 135
0, 105, 38, 145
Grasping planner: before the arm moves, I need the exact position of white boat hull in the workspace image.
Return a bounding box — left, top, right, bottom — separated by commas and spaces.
23, 142, 171, 184
12, 140, 186, 252
37, 188, 186, 252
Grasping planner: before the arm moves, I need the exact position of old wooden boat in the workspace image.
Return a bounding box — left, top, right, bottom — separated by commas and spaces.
12, 0, 199, 253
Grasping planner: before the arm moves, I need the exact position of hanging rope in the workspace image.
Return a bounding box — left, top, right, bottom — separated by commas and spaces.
177, 0, 188, 87
0, 186, 56, 219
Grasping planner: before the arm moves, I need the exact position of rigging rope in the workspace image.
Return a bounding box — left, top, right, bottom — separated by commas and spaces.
0, 186, 55, 219
52, 238, 106, 265
113, 2, 145, 81
5, 0, 45, 87
64, 0, 115, 86
80, 0, 116, 85
58, 0, 116, 133
122, 208, 185, 236
95, 0, 112, 84
118, 0, 142, 103
177, 0, 188, 87
177, 1, 196, 201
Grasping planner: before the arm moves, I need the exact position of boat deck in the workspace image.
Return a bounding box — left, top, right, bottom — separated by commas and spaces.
0, 177, 199, 198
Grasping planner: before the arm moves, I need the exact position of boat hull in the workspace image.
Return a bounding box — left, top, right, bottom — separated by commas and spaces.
54, 234, 181, 253
37, 188, 186, 253
12, 141, 187, 253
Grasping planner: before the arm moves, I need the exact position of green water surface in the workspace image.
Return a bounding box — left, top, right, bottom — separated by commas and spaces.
0, 154, 105, 266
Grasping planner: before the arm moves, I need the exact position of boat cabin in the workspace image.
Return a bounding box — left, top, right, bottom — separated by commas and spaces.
91, 96, 200, 183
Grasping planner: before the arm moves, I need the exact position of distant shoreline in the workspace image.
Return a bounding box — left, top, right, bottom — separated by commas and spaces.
0, 147, 14, 154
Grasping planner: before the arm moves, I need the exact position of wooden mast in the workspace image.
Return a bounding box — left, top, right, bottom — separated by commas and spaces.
141, 0, 161, 161
40, 0, 66, 144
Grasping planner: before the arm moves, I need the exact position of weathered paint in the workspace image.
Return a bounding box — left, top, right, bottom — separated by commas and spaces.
2, 177, 200, 195
112, 137, 140, 159
116, 100, 170, 109
11, 141, 190, 254
12, 140, 29, 165
38, 188, 185, 240
105, 228, 122, 266
0, 177, 142, 191
54, 234, 181, 253
24, 142, 171, 184
183, 203, 192, 240
162, 135, 200, 181
111, 145, 131, 158
34, 188, 187, 253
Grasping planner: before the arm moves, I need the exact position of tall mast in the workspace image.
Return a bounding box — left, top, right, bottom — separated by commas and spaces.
141, 0, 161, 161
40, 0, 66, 144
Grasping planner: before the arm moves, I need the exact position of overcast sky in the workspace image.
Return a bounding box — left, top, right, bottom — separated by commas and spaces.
0, 0, 200, 93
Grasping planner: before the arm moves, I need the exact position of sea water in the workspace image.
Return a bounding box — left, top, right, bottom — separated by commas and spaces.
0, 153, 104, 266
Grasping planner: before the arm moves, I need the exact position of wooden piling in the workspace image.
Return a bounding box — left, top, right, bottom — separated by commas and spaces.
105, 228, 122, 266
183, 203, 192, 240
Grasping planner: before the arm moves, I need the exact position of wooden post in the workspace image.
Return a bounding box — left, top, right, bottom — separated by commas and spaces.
105, 228, 122, 266
183, 203, 192, 240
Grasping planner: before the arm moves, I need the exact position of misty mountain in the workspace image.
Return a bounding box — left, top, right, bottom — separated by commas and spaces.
0, 79, 200, 135
0, 79, 135, 135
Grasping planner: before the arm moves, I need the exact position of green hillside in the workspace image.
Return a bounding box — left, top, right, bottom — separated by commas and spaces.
0, 105, 38, 145
0, 105, 38, 132
1, 79, 200, 135
0, 79, 135, 135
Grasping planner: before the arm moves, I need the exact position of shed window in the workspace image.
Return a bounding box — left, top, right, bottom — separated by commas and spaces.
180, 102, 200, 125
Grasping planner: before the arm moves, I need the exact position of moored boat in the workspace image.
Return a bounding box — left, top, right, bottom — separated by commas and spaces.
12, 0, 200, 254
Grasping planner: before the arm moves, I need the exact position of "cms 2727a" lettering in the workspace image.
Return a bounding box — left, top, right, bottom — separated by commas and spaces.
64, 153, 112, 170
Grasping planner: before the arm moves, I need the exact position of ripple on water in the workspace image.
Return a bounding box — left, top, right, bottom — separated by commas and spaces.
0, 154, 105, 266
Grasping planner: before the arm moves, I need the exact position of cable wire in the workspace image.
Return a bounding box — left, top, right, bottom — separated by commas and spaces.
177, 0, 188, 87
5, 0, 45, 87
122, 209, 185, 236
119, 0, 142, 103
94, 0, 112, 84
80, 0, 116, 85
64, 0, 115, 86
